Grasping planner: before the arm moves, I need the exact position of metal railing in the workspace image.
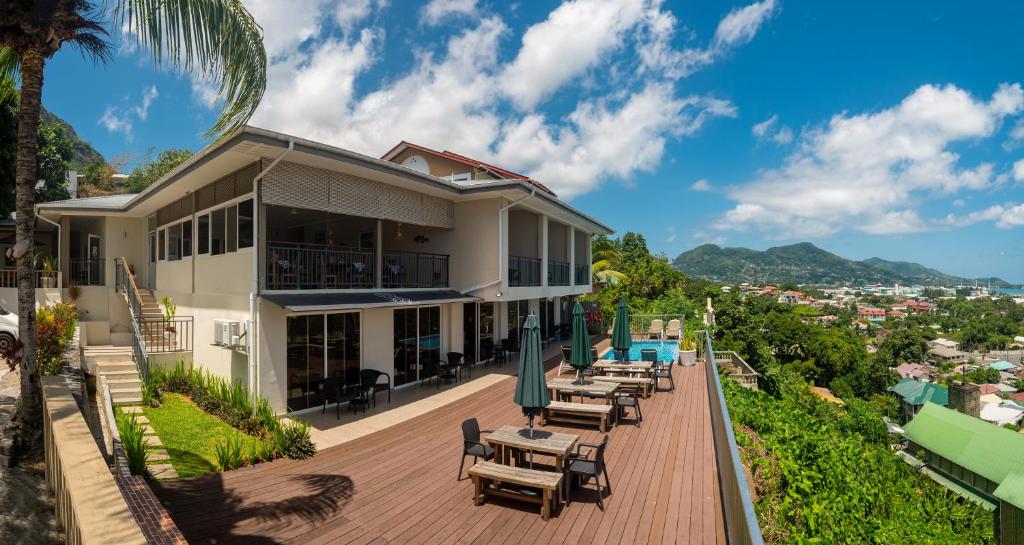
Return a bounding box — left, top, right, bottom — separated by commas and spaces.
605, 313, 687, 339
266, 242, 375, 290
699, 330, 765, 545
509, 255, 541, 287
382, 251, 449, 288
69, 259, 105, 286
139, 317, 194, 354
548, 260, 570, 286
115, 258, 150, 382
574, 263, 588, 285
0, 269, 60, 288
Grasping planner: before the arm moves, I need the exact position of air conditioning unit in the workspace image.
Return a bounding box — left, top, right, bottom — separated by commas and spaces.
214, 319, 242, 347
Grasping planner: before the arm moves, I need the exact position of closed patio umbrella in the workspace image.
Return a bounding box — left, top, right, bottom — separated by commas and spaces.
569, 301, 593, 384
514, 313, 549, 438
611, 298, 632, 362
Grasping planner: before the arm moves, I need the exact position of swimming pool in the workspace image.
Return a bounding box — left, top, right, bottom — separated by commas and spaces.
601, 340, 679, 363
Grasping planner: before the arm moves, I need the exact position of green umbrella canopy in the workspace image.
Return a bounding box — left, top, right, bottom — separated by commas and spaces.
569, 302, 593, 371
611, 298, 632, 359
514, 313, 550, 419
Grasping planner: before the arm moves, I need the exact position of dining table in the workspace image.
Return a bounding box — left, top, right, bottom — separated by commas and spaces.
546, 377, 619, 405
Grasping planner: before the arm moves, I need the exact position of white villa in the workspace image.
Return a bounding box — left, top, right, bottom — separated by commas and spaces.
28, 127, 612, 414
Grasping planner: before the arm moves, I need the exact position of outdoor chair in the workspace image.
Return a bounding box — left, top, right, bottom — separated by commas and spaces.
648, 319, 664, 340
502, 337, 519, 355
458, 418, 494, 481
427, 356, 457, 389
639, 348, 659, 379
558, 345, 572, 376
566, 435, 612, 509
348, 382, 373, 414
665, 319, 682, 340
654, 359, 675, 392
321, 377, 345, 420
492, 344, 508, 366
448, 351, 469, 381
590, 347, 600, 361
359, 369, 391, 406
615, 390, 642, 427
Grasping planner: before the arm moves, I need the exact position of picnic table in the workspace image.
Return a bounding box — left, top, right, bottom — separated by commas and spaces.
546, 378, 619, 405
591, 375, 654, 398
485, 425, 580, 470
593, 359, 654, 377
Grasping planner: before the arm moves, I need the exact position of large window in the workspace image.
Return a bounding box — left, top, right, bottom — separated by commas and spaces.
287, 312, 361, 411
238, 199, 253, 248
506, 300, 527, 344
158, 229, 166, 261
393, 306, 441, 387
211, 208, 226, 255
226, 205, 238, 253
182, 219, 193, 257
167, 223, 182, 261
198, 214, 210, 254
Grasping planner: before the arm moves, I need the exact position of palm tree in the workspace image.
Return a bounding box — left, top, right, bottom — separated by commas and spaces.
592, 246, 626, 286
0, 0, 266, 438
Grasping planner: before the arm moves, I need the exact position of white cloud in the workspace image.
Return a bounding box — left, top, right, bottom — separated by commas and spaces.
640, 0, 777, 79
717, 83, 1024, 237
334, 0, 387, 30
944, 203, 1024, 229
421, 0, 478, 25
664, 225, 677, 243
499, 0, 648, 110
690, 179, 711, 191
953, 198, 966, 208
751, 114, 793, 145
1014, 159, 1024, 181
97, 85, 160, 140
222, 1, 758, 199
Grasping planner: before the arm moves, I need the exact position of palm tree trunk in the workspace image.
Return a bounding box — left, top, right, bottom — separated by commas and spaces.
15, 50, 43, 435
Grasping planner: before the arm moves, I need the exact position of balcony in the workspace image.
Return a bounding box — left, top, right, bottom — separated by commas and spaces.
508, 255, 541, 287
574, 263, 588, 285
547, 260, 569, 286
382, 251, 449, 289
266, 243, 375, 290
0, 269, 61, 288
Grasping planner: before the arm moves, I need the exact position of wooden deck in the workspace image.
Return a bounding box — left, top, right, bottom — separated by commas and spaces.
152, 360, 726, 544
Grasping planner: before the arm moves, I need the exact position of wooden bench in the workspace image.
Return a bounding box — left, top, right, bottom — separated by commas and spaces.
539, 401, 614, 432
468, 461, 563, 520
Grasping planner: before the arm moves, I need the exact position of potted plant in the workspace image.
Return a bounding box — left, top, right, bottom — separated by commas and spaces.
678, 332, 697, 366
161, 295, 177, 336
37, 254, 58, 288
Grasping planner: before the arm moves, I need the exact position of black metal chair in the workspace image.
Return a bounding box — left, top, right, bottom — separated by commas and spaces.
321, 377, 345, 420
639, 347, 659, 379
448, 351, 469, 381
615, 390, 642, 427
359, 369, 391, 406
457, 418, 494, 480
653, 359, 675, 392
566, 435, 612, 509
348, 382, 372, 414
492, 343, 508, 366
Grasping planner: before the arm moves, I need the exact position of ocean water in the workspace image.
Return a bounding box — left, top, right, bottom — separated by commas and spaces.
993, 288, 1024, 296
602, 340, 679, 363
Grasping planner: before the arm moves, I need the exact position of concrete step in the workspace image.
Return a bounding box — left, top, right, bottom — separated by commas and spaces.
99, 369, 139, 379
112, 396, 142, 407
108, 377, 143, 389
97, 362, 137, 374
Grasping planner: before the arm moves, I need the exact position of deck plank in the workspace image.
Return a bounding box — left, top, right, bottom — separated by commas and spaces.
153, 359, 726, 544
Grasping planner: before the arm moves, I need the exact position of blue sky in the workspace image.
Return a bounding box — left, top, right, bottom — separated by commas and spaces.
41, 0, 1024, 282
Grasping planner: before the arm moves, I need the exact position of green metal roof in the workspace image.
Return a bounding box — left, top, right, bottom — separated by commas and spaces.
995, 472, 1024, 509
888, 378, 949, 406
990, 360, 1017, 372
904, 403, 1024, 507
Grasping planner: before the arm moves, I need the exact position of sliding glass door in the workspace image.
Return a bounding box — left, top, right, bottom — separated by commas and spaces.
463, 303, 477, 364
393, 306, 441, 386
286, 312, 360, 411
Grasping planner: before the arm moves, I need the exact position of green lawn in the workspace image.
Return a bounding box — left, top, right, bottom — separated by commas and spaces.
142, 393, 264, 477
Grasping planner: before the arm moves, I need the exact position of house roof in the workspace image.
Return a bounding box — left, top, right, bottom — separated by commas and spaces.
990, 360, 1018, 372
980, 403, 1024, 427
979, 384, 1001, 395
263, 290, 479, 311
928, 346, 966, 358
380, 141, 557, 196
888, 378, 948, 406
903, 403, 1024, 505
39, 194, 136, 209
809, 386, 843, 404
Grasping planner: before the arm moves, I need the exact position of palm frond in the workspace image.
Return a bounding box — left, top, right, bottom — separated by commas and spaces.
0, 48, 19, 82
115, 0, 267, 139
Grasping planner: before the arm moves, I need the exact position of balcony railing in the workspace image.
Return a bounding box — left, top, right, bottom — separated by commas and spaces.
548, 260, 570, 286
699, 330, 765, 545
0, 269, 60, 288
509, 255, 541, 287
574, 263, 588, 285
382, 251, 449, 289
266, 242, 375, 290
69, 259, 104, 286
139, 317, 194, 354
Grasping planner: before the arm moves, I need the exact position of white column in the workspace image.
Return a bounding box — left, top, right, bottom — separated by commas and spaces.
375, 219, 383, 289
569, 228, 576, 286
541, 215, 549, 287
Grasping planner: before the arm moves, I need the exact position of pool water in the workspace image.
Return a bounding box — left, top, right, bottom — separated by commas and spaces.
602, 340, 679, 363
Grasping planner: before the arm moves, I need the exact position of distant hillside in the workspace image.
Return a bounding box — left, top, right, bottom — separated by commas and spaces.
672, 242, 1010, 287
41, 108, 105, 169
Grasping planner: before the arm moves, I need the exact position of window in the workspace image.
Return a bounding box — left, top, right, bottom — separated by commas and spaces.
182, 219, 193, 257
198, 214, 210, 254
226, 204, 238, 253
168, 223, 182, 261
237, 199, 253, 248
211, 208, 226, 255
393, 306, 441, 387
158, 229, 166, 261
287, 312, 361, 411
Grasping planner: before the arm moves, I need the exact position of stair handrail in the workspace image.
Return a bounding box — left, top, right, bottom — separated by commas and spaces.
114, 257, 150, 382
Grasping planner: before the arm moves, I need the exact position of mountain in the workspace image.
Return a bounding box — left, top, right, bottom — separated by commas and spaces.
41, 108, 105, 169
672, 242, 1011, 287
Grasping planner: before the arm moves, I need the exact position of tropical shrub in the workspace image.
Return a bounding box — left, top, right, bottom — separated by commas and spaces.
148, 362, 316, 461
214, 435, 245, 471
725, 378, 994, 544
35, 302, 78, 375
115, 410, 150, 476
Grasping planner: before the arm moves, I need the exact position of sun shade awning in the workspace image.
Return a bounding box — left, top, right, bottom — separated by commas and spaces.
263, 290, 479, 311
